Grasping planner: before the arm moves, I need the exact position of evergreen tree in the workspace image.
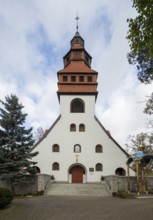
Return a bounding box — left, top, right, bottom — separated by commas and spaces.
0, 94, 38, 188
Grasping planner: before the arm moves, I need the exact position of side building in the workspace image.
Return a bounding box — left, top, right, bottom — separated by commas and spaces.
32, 31, 129, 183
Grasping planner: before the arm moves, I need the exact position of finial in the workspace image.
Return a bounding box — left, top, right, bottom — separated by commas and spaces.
75, 13, 80, 32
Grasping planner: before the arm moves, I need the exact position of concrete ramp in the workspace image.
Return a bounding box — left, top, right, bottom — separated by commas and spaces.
45, 182, 110, 197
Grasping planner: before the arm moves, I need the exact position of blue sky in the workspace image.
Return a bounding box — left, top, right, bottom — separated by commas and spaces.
0, 0, 152, 147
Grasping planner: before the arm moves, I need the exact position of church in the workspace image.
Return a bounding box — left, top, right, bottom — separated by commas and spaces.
32, 29, 129, 183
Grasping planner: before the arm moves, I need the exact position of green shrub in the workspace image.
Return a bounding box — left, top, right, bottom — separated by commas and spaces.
112, 192, 118, 197
148, 189, 153, 194
37, 190, 44, 195
0, 187, 14, 209
117, 190, 129, 199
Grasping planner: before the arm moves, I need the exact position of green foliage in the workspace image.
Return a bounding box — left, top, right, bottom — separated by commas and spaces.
112, 192, 118, 197
127, 0, 153, 83
0, 187, 14, 209
0, 94, 38, 188
117, 190, 130, 199
51, 175, 55, 179
37, 190, 44, 196
112, 191, 132, 199
148, 189, 153, 194
126, 92, 153, 155
101, 176, 105, 181
126, 133, 153, 154
144, 92, 153, 115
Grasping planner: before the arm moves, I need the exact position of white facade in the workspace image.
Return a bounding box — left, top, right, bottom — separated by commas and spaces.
33, 95, 129, 183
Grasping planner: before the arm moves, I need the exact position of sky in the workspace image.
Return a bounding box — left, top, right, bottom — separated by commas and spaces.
0, 0, 152, 148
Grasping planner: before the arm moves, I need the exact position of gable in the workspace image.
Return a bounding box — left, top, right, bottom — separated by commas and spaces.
94, 115, 129, 157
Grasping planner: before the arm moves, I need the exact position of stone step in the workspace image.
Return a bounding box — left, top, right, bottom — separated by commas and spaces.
45, 182, 110, 197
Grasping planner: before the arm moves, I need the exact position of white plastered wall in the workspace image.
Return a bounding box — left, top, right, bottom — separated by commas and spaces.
32, 95, 132, 182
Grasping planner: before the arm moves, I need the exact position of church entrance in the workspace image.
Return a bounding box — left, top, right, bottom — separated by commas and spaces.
69, 165, 85, 183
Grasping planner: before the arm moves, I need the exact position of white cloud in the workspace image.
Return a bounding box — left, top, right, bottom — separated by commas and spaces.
0, 0, 152, 148
99, 72, 153, 146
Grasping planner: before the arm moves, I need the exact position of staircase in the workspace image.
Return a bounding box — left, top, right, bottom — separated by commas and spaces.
45, 182, 110, 197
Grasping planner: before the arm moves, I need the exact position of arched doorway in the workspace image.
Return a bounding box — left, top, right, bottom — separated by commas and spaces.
69, 165, 85, 183
115, 167, 126, 176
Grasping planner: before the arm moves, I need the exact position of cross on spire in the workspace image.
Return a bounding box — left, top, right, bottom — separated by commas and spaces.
75, 13, 80, 32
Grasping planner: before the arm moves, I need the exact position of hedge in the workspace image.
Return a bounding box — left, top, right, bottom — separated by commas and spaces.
0, 187, 14, 209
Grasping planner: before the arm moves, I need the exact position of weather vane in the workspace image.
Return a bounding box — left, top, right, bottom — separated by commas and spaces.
75, 13, 80, 32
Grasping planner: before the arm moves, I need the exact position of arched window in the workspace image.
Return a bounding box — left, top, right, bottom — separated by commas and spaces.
95, 144, 103, 153
74, 144, 81, 153
52, 144, 60, 152
34, 166, 41, 173
70, 98, 85, 113
70, 124, 76, 131
95, 163, 103, 171
115, 168, 126, 176
79, 124, 85, 132
52, 162, 59, 170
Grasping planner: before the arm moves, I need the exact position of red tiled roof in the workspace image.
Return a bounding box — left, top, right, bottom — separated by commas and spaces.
58, 61, 97, 73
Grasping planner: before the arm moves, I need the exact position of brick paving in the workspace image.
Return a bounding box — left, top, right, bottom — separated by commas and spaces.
0, 196, 153, 220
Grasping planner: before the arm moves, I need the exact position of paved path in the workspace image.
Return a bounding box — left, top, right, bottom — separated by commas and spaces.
0, 196, 153, 220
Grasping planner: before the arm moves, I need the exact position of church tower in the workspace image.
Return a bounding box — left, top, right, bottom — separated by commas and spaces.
32, 28, 128, 183
57, 31, 98, 100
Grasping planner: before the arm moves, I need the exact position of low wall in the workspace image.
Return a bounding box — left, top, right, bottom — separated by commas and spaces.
14, 177, 38, 195
15, 174, 51, 195
37, 174, 51, 191
104, 175, 153, 193
0, 174, 51, 195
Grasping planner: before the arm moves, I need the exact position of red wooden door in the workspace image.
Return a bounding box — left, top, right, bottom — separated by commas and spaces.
71, 166, 84, 183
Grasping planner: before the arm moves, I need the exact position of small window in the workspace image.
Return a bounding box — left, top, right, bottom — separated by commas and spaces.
96, 163, 103, 171
115, 168, 126, 176
74, 51, 81, 59
87, 76, 92, 82
79, 76, 84, 82
79, 124, 85, 132
85, 55, 89, 63
63, 76, 68, 82
74, 144, 81, 153
70, 124, 76, 132
66, 56, 70, 63
71, 76, 76, 82
52, 162, 59, 170
95, 145, 103, 153
70, 98, 85, 113
52, 144, 60, 152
